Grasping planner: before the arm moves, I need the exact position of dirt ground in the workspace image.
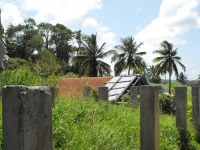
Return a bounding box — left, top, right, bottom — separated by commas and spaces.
58, 77, 112, 98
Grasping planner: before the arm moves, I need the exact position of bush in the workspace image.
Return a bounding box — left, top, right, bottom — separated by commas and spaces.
159, 93, 175, 114
6, 58, 29, 70
121, 94, 130, 102
32, 50, 61, 77
150, 76, 161, 83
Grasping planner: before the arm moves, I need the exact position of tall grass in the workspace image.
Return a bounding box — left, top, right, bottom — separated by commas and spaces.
0, 97, 198, 149
0, 68, 61, 87
52, 98, 192, 150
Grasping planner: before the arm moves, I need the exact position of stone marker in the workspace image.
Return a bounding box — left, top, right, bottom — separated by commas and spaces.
175, 87, 187, 130
140, 85, 160, 150
83, 86, 91, 98
2, 86, 53, 150
98, 86, 108, 101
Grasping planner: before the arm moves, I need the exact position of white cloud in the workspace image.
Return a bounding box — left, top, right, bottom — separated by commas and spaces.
135, 0, 200, 67
82, 18, 98, 27
1, 3, 24, 28
1, 0, 102, 29
20, 0, 102, 27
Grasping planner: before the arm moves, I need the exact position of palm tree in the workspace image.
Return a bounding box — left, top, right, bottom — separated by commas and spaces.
177, 72, 188, 85
111, 36, 146, 76
153, 40, 186, 94
146, 65, 161, 83
77, 34, 113, 77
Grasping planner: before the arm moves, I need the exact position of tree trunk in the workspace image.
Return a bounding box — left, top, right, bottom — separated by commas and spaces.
128, 66, 131, 75
169, 74, 171, 94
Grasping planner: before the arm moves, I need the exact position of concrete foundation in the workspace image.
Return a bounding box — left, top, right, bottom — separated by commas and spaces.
98, 86, 108, 101
2, 86, 53, 150
140, 85, 160, 150
175, 87, 187, 130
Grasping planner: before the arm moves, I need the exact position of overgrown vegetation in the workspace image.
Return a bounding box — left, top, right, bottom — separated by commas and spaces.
52, 98, 197, 149
0, 67, 60, 87
0, 83, 200, 149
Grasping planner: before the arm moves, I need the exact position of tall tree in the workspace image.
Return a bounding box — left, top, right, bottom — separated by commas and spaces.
77, 34, 113, 77
50, 24, 73, 62
146, 65, 161, 83
38, 22, 53, 49
5, 18, 43, 59
177, 72, 188, 85
153, 40, 186, 94
73, 30, 83, 74
111, 36, 146, 76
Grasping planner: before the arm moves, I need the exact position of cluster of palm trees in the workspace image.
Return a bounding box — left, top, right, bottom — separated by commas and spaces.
83, 35, 186, 94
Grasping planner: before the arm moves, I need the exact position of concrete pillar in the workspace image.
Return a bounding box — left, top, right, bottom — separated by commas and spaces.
130, 86, 138, 106
140, 85, 160, 150
192, 86, 200, 143
98, 86, 108, 101
192, 87, 200, 125
83, 86, 91, 98
175, 87, 187, 130
2, 86, 53, 150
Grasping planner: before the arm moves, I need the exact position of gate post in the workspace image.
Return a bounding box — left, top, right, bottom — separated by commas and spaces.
140, 85, 160, 150
2, 86, 53, 150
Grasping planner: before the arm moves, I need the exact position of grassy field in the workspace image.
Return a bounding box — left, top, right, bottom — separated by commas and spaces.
52, 97, 198, 150
0, 81, 199, 149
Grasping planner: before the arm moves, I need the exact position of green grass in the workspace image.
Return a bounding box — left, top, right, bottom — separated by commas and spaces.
0, 89, 199, 149
52, 98, 195, 150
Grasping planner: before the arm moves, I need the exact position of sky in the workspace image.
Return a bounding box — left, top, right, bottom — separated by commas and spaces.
1, 0, 200, 80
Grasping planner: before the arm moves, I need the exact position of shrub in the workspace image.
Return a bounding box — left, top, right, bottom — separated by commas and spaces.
63, 72, 79, 78
6, 58, 29, 69
121, 94, 130, 102
150, 76, 161, 84
32, 50, 61, 77
159, 93, 175, 114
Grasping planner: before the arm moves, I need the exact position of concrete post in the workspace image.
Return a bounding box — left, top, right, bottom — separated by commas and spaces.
83, 86, 91, 98
98, 86, 108, 101
140, 85, 160, 150
192, 86, 200, 143
192, 87, 200, 125
2, 86, 53, 150
175, 87, 187, 130
130, 86, 138, 106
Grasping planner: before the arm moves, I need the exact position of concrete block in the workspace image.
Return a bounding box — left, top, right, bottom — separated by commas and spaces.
98, 86, 108, 101
140, 85, 160, 150
2, 86, 53, 150
175, 87, 187, 130
83, 86, 91, 98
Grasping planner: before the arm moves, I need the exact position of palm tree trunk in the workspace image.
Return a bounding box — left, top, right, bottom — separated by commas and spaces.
169, 74, 171, 94
128, 66, 131, 75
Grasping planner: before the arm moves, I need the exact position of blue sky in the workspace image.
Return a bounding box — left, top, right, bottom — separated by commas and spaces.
1, 0, 200, 79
